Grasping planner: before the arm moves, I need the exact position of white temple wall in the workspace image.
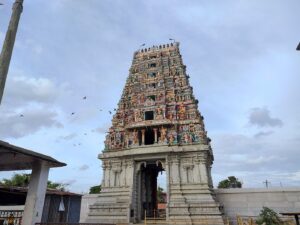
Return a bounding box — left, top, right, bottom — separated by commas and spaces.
215, 188, 300, 220
80, 188, 300, 222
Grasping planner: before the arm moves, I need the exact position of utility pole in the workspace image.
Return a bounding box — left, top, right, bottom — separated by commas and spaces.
0, 0, 24, 104
263, 180, 270, 189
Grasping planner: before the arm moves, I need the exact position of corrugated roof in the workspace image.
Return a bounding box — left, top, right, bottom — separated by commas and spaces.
0, 186, 82, 196
0, 140, 66, 170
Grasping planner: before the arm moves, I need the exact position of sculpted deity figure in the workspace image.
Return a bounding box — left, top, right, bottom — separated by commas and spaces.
156, 107, 163, 119
183, 133, 191, 144
132, 130, 138, 145
134, 110, 141, 122
160, 126, 167, 143
178, 103, 186, 120
168, 112, 173, 120
169, 133, 174, 144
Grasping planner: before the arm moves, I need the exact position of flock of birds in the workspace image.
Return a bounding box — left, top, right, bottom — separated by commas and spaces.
18, 96, 117, 147
18, 96, 117, 118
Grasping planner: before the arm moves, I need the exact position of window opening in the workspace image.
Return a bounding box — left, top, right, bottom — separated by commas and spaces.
149, 83, 156, 89
148, 72, 156, 78
145, 111, 154, 120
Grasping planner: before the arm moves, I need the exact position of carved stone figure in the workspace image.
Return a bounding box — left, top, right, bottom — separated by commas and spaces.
86, 42, 224, 225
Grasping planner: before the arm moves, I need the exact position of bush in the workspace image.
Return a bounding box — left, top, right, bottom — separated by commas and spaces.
256, 207, 283, 225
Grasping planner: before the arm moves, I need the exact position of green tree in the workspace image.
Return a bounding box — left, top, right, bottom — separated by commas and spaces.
47, 181, 67, 191
256, 207, 283, 225
157, 186, 165, 203
0, 173, 30, 187
0, 173, 66, 190
89, 185, 101, 194
218, 176, 242, 188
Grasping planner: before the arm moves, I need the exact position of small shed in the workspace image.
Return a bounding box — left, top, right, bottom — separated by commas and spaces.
0, 186, 82, 224
0, 140, 66, 225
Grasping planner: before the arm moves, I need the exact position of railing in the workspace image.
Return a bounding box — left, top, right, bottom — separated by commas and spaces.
0, 210, 23, 225
35, 223, 116, 225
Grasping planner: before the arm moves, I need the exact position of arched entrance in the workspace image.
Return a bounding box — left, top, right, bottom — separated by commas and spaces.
135, 160, 166, 222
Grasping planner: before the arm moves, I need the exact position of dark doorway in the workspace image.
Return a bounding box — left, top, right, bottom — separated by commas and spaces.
145, 128, 154, 145
137, 161, 165, 221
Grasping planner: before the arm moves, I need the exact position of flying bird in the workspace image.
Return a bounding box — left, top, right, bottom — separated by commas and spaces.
20, 114, 24, 117
169, 38, 175, 43
140, 43, 145, 47
83, 96, 87, 100
114, 108, 117, 111
109, 111, 112, 114
84, 133, 87, 135
99, 109, 103, 111
71, 112, 75, 115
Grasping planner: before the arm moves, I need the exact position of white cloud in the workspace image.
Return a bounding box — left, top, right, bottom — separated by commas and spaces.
254, 131, 273, 138
4, 75, 67, 106
92, 124, 110, 134
249, 107, 283, 127
79, 164, 89, 171
0, 109, 63, 139
247, 156, 278, 165
56, 133, 77, 142
287, 171, 300, 181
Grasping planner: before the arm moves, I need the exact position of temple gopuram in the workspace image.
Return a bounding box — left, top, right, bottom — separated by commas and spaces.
85, 42, 224, 225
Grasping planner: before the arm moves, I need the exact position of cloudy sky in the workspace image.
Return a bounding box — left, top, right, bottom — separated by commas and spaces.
0, 0, 299, 193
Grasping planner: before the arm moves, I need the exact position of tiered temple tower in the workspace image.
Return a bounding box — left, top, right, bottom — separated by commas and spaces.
86, 42, 224, 225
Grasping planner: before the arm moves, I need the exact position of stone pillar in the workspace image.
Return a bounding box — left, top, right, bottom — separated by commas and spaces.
101, 163, 106, 187
126, 160, 134, 187
120, 161, 126, 186
193, 159, 201, 183
105, 162, 111, 187
199, 160, 208, 185
22, 161, 49, 225
0, 0, 23, 104
208, 165, 213, 188
141, 129, 145, 145
153, 128, 158, 143
172, 158, 180, 184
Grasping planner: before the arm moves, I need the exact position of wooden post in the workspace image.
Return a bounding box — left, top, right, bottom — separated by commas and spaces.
0, 0, 24, 104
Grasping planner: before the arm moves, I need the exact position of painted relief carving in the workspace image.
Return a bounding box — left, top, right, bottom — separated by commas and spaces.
104, 42, 209, 150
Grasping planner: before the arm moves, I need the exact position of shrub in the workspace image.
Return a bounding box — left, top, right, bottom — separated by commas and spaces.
256, 207, 283, 225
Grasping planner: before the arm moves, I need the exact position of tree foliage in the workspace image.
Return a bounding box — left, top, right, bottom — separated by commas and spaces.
47, 181, 67, 191
0, 173, 30, 187
89, 185, 101, 194
0, 173, 66, 190
218, 176, 242, 188
256, 207, 283, 225
157, 186, 165, 203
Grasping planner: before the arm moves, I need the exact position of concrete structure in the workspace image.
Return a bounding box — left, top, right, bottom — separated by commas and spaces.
0, 186, 82, 224
0, 0, 23, 104
215, 188, 300, 221
85, 43, 224, 225
81, 188, 300, 223
0, 140, 66, 225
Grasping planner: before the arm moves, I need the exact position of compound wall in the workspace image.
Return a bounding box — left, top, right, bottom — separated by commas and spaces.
215, 188, 300, 220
